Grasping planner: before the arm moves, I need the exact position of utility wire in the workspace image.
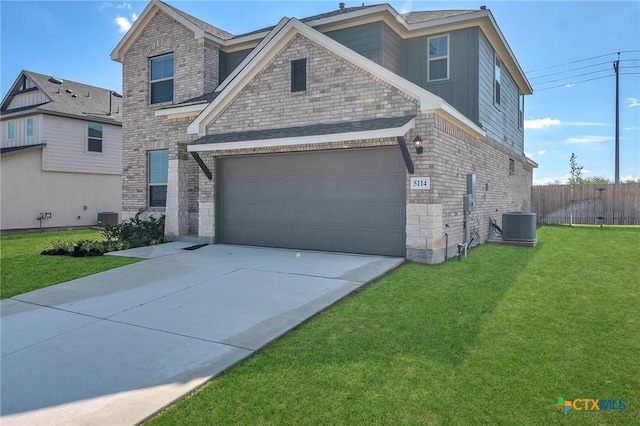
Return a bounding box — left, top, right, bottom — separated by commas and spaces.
534, 68, 613, 86
534, 74, 614, 92
526, 52, 619, 73
526, 50, 640, 73
528, 60, 612, 80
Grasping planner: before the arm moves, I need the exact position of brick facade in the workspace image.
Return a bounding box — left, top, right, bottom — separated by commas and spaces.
207, 35, 418, 134
121, 10, 214, 227
118, 8, 533, 263
406, 113, 532, 262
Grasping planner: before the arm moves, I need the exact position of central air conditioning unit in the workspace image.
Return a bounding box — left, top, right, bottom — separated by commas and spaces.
502, 212, 536, 242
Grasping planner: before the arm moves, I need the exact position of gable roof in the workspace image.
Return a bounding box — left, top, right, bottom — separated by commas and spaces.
0, 71, 122, 125
112, 1, 531, 94
185, 18, 484, 138
111, 0, 233, 61
162, 1, 234, 40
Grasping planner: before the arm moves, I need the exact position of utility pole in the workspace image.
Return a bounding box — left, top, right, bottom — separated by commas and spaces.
614, 52, 620, 184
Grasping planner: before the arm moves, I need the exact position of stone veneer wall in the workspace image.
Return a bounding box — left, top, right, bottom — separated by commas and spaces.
121, 10, 218, 230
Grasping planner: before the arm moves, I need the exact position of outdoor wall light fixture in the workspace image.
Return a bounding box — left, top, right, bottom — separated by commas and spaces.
414, 135, 423, 154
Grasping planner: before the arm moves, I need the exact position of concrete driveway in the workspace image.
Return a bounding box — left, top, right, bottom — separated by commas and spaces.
1, 243, 402, 425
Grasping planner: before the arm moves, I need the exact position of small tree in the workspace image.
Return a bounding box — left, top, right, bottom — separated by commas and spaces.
568, 153, 584, 226
569, 153, 584, 186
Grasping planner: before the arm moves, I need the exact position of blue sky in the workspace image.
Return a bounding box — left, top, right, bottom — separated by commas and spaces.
1, 1, 638, 183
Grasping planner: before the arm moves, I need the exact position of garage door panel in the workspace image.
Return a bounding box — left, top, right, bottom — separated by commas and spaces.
219, 148, 406, 257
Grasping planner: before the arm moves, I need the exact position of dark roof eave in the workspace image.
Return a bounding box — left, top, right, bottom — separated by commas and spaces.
190, 115, 416, 145
1, 143, 46, 156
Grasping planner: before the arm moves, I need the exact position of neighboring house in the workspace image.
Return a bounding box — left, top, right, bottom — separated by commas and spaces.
0, 71, 123, 231
111, 0, 537, 263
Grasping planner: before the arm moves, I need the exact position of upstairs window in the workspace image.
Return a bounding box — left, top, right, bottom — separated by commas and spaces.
291, 59, 307, 92
27, 117, 34, 137
150, 53, 174, 104
494, 55, 502, 106
149, 150, 169, 207
427, 35, 449, 81
7, 121, 15, 139
518, 93, 524, 129
88, 124, 103, 153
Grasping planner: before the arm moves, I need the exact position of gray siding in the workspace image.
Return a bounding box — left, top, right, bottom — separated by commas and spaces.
402, 28, 479, 124
382, 23, 402, 74
325, 22, 382, 66
478, 32, 524, 154
219, 49, 252, 83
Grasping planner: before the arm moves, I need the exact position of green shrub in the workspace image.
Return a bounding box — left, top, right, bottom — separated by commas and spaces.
100, 210, 165, 248
42, 211, 164, 257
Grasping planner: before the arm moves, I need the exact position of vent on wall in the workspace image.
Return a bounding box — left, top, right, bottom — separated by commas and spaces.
502, 212, 536, 242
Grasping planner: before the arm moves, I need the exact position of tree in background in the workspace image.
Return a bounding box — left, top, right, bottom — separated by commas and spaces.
582, 176, 613, 185
569, 153, 584, 186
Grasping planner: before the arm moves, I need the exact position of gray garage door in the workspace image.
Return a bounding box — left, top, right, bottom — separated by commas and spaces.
217, 147, 406, 256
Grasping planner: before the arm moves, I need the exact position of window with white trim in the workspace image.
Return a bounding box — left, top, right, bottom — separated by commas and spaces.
427, 35, 449, 81
7, 121, 15, 139
88, 123, 103, 153
518, 93, 524, 129
149, 150, 168, 207
150, 53, 174, 104
494, 54, 502, 106
27, 117, 34, 137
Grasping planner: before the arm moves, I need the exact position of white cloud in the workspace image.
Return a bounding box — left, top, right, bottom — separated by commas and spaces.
565, 84, 575, 88
115, 13, 138, 33
100, 2, 131, 12
624, 126, 640, 131
565, 135, 614, 144
534, 175, 569, 185
524, 117, 561, 130
625, 97, 640, 108
525, 118, 610, 130
537, 150, 546, 155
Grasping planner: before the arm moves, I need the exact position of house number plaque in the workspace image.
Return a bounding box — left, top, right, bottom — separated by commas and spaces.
410, 177, 431, 190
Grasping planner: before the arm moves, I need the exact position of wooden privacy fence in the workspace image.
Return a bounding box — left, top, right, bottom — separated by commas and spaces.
532, 183, 640, 225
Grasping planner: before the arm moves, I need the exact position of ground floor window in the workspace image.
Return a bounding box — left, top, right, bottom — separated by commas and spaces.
149, 150, 168, 207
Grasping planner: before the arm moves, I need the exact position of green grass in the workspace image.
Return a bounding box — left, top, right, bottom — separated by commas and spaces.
1, 229, 140, 299
147, 226, 639, 425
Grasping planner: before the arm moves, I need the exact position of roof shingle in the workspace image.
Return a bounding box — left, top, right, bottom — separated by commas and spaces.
1, 71, 122, 125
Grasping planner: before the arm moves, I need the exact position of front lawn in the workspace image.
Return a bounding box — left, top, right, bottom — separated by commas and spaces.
0, 229, 140, 299
147, 226, 639, 425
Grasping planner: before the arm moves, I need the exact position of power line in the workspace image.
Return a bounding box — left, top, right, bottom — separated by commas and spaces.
534, 68, 613, 87
525, 50, 640, 73
528, 60, 611, 80
526, 52, 619, 73
534, 74, 614, 92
